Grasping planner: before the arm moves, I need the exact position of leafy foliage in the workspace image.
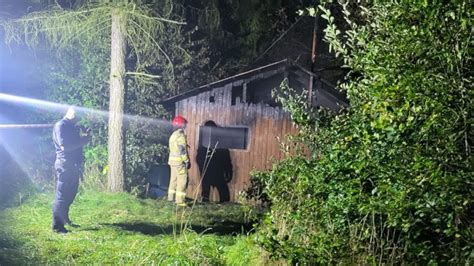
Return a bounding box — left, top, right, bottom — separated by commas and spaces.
0, 0, 319, 197
255, 1, 473, 264
183, 0, 314, 75
0, 0, 215, 194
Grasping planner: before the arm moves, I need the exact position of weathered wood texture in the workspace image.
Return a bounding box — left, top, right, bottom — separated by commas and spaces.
175, 84, 298, 202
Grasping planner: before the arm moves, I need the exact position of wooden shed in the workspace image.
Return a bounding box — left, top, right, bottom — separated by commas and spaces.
161, 59, 347, 202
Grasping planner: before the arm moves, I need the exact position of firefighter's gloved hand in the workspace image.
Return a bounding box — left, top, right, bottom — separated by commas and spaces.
83, 128, 92, 143
80, 126, 91, 135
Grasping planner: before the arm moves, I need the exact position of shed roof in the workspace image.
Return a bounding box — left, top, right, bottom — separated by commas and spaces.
160, 59, 348, 109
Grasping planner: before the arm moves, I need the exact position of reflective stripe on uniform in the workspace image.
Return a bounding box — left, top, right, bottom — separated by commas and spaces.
168, 129, 188, 165
176, 191, 186, 196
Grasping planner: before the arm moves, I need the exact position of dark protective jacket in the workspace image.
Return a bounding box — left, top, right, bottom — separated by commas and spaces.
52, 118, 85, 165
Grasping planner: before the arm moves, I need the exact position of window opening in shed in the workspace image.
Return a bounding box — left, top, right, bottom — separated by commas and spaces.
231, 85, 244, 105
246, 74, 285, 106
199, 122, 248, 150
209, 95, 215, 103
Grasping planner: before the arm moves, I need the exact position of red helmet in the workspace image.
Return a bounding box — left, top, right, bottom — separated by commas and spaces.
172, 115, 187, 127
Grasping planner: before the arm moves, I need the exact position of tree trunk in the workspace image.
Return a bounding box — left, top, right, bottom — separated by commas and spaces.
107, 9, 126, 192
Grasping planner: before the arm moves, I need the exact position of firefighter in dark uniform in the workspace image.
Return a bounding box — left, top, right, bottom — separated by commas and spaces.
52, 106, 90, 233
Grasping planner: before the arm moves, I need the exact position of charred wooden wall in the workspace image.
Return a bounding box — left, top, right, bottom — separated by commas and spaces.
175, 84, 298, 202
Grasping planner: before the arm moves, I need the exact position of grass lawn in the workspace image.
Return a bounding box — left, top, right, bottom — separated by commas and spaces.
0, 189, 270, 265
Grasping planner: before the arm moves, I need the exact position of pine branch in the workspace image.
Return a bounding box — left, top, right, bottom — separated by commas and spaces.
126, 72, 161, 79
129, 11, 186, 25
128, 19, 175, 80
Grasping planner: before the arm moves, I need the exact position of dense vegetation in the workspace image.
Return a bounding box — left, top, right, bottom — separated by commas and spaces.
0, 0, 310, 196
1, 0, 472, 264
254, 1, 473, 264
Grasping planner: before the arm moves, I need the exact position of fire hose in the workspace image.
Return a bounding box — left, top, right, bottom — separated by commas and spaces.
0, 124, 54, 129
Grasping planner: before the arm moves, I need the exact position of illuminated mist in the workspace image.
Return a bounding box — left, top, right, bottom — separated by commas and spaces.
0, 93, 171, 128
0, 92, 172, 205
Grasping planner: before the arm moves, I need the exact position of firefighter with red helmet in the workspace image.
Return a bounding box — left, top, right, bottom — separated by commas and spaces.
168, 115, 189, 206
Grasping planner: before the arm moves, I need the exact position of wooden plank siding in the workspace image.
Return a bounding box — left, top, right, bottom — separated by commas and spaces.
175, 85, 297, 202
162, 60, 347, 202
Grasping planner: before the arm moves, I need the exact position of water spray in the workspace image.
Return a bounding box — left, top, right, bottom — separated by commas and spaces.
0, 124, 53, 129
0, 92, 173, 183
0, 92, 172, 128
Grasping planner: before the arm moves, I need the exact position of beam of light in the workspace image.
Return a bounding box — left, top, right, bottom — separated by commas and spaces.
0, 92, 171, 128
0, 124, 53, 129
0, 92, 70, 113
0, 113, 40, 182
0, 92, 172, 191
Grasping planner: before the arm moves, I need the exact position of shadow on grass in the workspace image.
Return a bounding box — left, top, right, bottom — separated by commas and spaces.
101, 221, 254, 236
0, 231, 34, 265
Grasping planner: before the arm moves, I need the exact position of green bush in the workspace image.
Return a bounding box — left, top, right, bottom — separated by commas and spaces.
255, 1, 473, 264
30, 1, 214, 194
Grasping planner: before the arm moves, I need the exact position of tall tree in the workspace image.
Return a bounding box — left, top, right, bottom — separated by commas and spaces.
107, 8, 127, 191
1, 1, 186, 192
